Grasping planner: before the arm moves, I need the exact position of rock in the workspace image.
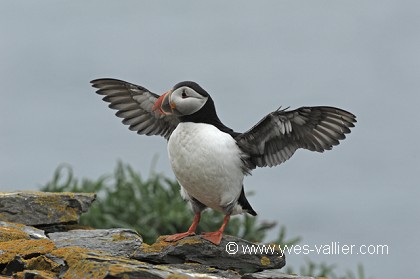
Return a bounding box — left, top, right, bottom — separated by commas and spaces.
0, 191, 96, 226
242, 270, 315, 279
0, 221, 47, 241
0, 238, 56, 266
0, 237, 66, 277
50, 246, 242, 279
14, 270, 58, 279
134, 235, 285, 273
48, 228, 143, 257
0, 191, 314, 279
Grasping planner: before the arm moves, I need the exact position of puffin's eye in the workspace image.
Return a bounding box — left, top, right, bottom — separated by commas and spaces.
181, 90, 188, 99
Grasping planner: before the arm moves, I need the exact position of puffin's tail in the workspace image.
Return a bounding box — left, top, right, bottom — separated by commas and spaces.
238, 186, 257, 216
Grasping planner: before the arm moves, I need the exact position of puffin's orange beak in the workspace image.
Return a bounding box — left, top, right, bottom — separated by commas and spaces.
152, 90, 174, 115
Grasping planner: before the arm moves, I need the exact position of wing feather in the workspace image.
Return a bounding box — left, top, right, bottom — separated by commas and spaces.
236, 106, 356, 168
91, 78, 179, 139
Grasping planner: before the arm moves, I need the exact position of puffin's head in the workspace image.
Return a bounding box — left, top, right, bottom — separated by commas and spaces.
152, 81, 209, 116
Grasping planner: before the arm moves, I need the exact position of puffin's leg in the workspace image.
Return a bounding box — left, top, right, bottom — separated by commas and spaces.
165, 212, 201, 242
201, 214, 230, 245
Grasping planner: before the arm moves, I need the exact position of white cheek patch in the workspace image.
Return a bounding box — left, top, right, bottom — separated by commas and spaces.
178, 96, 208, 115
190, 96, 208, 114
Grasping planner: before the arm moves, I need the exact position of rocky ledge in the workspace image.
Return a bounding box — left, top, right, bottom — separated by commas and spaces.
0, 191, 313, 279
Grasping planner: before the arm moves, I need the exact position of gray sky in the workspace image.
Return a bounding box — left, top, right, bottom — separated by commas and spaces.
1, 1, 419, 277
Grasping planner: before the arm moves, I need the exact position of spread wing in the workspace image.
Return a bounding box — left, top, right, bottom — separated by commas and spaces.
236, 106, 356, 168
91, 78, 179, 139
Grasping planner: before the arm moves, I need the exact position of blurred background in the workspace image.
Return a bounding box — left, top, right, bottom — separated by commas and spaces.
1, 1, 419, 278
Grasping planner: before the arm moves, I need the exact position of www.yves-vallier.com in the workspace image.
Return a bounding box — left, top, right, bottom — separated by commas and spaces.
225, 242, 389, 256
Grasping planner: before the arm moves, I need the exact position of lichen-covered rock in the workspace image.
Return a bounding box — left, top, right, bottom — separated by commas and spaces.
0, 238, 60, 277
0, 221, 47, 241
0, 191, 96, 226
242, 270, 315, 279
14, 270, 58, 279
134, 235, 285, 273
0, 239, 55, 265
0, 191, 311, 279
51, 246, 241, 279
48, 228, 143, 257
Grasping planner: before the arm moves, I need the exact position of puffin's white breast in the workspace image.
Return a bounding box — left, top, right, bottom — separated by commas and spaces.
168, 122, 244, 213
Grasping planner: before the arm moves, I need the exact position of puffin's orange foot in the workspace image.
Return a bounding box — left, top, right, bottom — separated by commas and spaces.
164, 231, 196, 242
201, 231, 223, 245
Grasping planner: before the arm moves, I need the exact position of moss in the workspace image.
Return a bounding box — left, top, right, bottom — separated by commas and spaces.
50, 246, 91, 261
14, 270, 57, 279
140, 236, 202, 254
111, 232, 132, 242
0, 226, 30, 242
24, 255, 63, 273
51, 247, 108, 279
33, 192, 78, 223
260, 256, 271, 266
166, 274, 189, 279
58, 207, 78, 223
206, 266, 216, 271
106, 264, 141, 277
51, 246, 147, 279
0, 221, 27, 229
0, 239, 55, 264
139, 240, 171, 254
176, 237, 202, 246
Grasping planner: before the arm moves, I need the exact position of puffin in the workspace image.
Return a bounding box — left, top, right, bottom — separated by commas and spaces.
91, 78, 356, 245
